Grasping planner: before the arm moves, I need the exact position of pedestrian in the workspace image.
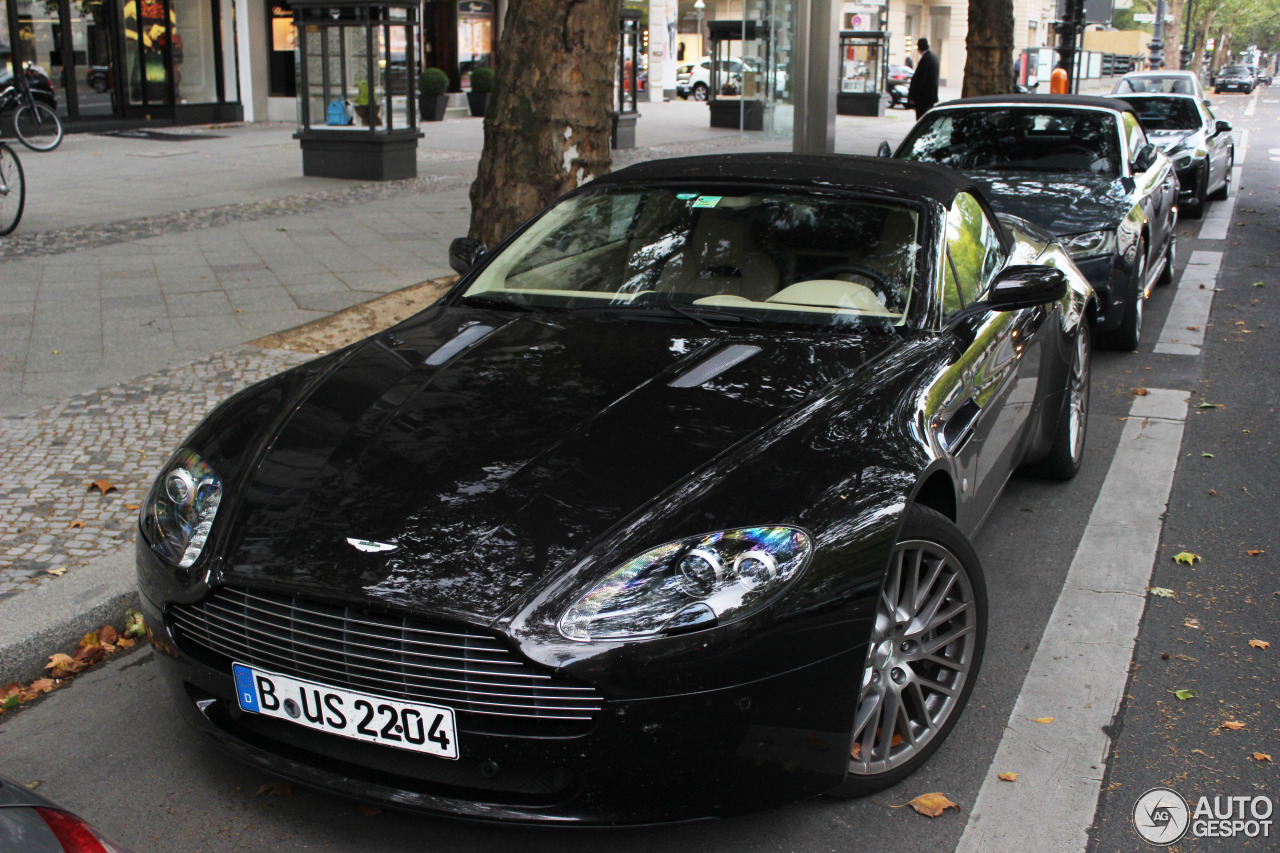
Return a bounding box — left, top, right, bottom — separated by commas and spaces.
907, 37, 939, 119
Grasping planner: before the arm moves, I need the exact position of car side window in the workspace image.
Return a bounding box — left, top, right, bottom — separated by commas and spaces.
1122, 111, 1148, 166
942, 192, 1003, 318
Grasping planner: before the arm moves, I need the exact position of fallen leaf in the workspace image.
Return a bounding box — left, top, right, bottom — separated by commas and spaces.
25, 678, 56, 697
1185, 618, 1201, 629
125, 503, 140, 511
1132, 388, 1150, 396
1197, 402, 1224, 409
68, 520, 86, 528
1031, 717, 1055, 724
123, 610, 147, 640
1209, 489, 1217, 495
1150, 587, 1176, 598
88, 479, 117, 495
1174, 688, 1198, 700
1252, 281, 1266, 287
99, 625, 118, 646
1185, 325, 1199, 332
1246, 550, 1265, 557
256, 783, 292, 796
357, 804, 382, 817
45, 568, 67, 577
1173, 551, 1201, 565
1201, 452, 1215, 458
1222, 721, 1246, 731
116, 636, 136, 649
23, 782, 39, 790
1254, 753, 1273, 763
998, 772, 1019, 782
1249, 639, 1270, 650
891, 792, 960, 818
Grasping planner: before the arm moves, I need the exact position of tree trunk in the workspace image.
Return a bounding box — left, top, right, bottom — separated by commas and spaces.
468, 0, 622, 247
961, 0, 1015, 97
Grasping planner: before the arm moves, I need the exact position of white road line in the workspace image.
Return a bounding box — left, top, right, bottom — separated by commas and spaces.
1155, 250, 1222, 355
1245, 89, 1259, 116
956, 389, 1189, 853
1198, 129, 1249, 241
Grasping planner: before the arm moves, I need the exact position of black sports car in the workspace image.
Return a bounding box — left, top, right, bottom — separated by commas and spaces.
1109, 93, 1233, 219
1214, 64, 1255, 94
137, 154, 1095, 825
893, 94, 1178, 351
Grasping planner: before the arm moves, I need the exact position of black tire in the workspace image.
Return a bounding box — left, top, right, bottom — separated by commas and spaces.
829, 505, 987, 798
0, 144, 25, 236
1214, 87, 1222, 94
1209, 151, 1232, 201
1023, 322, 1091, 480
1183, 166, 1208, 220
692, 82, 708, 101
1102, 243, 1145, 351
90, 77, 109, 93
13, 103, 63, 152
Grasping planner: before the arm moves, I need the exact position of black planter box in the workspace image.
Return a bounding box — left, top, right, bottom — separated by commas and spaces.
419, 94, 449, 121
836, 92, 885, 117
709, 99, 764, 130
294, 128, 424, 180
467, 92, 491, 117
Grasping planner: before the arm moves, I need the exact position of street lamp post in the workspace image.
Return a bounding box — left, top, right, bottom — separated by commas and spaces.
1180, 0, 1195, 70
1148, 0, 1167, 70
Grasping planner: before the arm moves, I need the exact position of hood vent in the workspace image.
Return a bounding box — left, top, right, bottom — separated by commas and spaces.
669, 344, 762, 388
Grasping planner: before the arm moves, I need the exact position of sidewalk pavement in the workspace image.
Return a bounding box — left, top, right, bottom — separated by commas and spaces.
0, 83, 1111, 684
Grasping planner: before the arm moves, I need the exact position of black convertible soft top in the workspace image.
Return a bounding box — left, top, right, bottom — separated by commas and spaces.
931, 93, 1137, 114
596, 153, 983, 208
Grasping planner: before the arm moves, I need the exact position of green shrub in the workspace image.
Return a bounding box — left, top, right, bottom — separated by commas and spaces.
470, 66, 495, 94
418, 67, 450, 96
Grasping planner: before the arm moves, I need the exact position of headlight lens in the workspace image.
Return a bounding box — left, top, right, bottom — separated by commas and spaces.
1059, 229, 1116, 260
141, 448, 223, 568
1172, 152, 1194, 168
559, 527, 813, 641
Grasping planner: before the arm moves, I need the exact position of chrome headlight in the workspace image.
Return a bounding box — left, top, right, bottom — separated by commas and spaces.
1059, 229, 1117, 260
1172, 152, 1194, 168
559, 527, 813, 641
141, 448, 223, 568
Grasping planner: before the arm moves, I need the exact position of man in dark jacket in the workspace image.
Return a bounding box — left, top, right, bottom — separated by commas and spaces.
907, 38, 939, 119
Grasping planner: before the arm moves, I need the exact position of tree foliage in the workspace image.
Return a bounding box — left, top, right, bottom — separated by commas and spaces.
468, 0, 623, 247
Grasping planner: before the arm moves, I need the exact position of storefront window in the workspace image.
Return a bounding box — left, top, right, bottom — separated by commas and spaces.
171, 0, 216, 102
122, 0, 175, 104
457, 0, 490, 88
268, 2, 296, 96
11, 0, 70, 114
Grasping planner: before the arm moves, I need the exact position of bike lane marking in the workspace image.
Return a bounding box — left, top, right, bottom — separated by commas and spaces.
955, 389, 1189, 853
1197, 128, 1248, 241
1154, 250, 1222, 355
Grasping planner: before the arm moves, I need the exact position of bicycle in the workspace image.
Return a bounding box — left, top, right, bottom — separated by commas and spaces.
0, 142, 24, 235
0, 63, 64, 152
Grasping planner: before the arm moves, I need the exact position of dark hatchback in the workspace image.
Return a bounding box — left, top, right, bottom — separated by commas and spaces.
893, 94, 1178, 351
138, 154, 1094, 825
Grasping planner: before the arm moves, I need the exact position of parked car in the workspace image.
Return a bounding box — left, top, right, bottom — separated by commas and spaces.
1214, 64, 1255, 94
676, 56, 765, 100
1111, 69, 1209, 103
0, 772, 131, 852
887, 64, 913, 108
86, 64, 111, 93
1247, 64, 1272, 85
0, 63, 57, 109
1109, 92, 1234, 218
138, 153, 1094, 824
893, 94, 1178, 350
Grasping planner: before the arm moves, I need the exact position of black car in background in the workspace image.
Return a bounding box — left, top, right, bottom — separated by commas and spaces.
1214, 64, 1255, 94
137, 154, 1095, 824
0, 64, 57, 110
893, 94, 1178, 351
1110, 93, 1233, 218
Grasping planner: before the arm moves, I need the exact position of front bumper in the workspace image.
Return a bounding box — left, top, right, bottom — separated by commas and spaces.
1071, 255, 1123, 331
140, 584, 863, 825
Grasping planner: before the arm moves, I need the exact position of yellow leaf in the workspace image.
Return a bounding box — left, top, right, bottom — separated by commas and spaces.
1173, 551, 1201, 565
998, 772, 1019, 782
1222, 721, 1246, 731
68, 520, 86, 529
1247, 550, 1265, 557
1031, 717, 1055, 724
1254, 753, 1273, 763
891, 792, 960, 818
87, 479, 117, 495
1250, 639, 1270, 650
1132, 388, 1150, 396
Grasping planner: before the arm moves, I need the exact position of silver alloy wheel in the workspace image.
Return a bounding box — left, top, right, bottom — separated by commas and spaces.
848, 539, 979, 776
1068, 325, 1090, 463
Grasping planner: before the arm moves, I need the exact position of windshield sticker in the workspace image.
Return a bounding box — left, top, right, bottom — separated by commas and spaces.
676, 193, 699, 200
692, 195, 722, 208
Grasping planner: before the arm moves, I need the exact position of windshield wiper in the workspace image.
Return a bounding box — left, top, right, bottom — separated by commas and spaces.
459, 294, 538, 312
569, 303, 761, 326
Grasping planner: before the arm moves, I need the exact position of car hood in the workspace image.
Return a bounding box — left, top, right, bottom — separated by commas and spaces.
215, 306, 902, 623
960, 169, 1130, 236
1147, 129, 1200, 152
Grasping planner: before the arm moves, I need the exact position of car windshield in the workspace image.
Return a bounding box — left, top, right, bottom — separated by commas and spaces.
1115, 75, 1195, 94
1121, 97, 1201, 131
1222, 65, 1249, 75
899, 108, 1121, 177
461, 188, 923, 328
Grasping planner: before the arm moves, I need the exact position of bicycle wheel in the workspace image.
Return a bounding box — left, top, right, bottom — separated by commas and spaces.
0, 144, 25, 235
14, 103, 63, 152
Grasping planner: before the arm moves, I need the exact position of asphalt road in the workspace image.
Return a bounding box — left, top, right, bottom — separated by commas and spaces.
0, 89, 1275, 853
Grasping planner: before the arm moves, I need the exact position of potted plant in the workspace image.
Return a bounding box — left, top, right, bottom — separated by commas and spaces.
353, 81, 381, 127
418, 67, 450, 121
467, 66, 494, 117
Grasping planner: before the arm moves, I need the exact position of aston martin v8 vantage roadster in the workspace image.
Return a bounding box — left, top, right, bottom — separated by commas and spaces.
137, 154, 1095, 824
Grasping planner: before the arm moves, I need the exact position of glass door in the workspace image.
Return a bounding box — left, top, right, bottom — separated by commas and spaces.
121, 0, 175, 105
10, 0, 71, 116
73, 0, 121, 116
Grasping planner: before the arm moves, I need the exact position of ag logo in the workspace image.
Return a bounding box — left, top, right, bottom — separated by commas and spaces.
1134, 787, 1190, 845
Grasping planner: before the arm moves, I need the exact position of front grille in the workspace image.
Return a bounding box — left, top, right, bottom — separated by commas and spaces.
168, 586, 603, 725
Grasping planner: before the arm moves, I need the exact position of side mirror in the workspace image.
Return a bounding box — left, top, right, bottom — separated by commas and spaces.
987, 265, 1069, 310
877, 140, 893, 158
449, 237, 488, 275
1215, 119, 1233, 134
1133, 143, 1158, 173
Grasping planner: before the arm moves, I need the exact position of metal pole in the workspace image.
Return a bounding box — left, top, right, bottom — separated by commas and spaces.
1180, 0, 1195, 69
1148, 0, 1167, 70
1056, 0, 1084, 91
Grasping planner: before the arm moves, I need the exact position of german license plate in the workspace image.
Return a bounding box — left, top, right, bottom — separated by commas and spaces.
232, 663, 458, 759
